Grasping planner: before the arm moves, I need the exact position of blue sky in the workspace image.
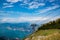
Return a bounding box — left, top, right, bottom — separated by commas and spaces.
0, 0, 60, 23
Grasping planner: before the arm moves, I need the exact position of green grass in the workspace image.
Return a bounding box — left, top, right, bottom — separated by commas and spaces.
25, 29, 60, 40
31, 29, 60, 36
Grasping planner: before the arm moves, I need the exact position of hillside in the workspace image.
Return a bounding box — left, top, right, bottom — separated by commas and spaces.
24, 18, 60, 40
38, 18, 60, 30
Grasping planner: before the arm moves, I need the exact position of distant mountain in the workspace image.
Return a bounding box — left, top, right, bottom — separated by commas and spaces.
0, 22, 33, 39
0, 22, 30, 28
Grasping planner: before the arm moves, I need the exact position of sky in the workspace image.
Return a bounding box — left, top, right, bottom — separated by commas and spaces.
0, 0, 60, 23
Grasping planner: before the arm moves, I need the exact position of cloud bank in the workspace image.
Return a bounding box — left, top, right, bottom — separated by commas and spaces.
0, 17, 48, 23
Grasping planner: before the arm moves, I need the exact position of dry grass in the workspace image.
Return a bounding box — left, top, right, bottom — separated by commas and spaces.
30, 32, 60, 40
25, 29, 60, 40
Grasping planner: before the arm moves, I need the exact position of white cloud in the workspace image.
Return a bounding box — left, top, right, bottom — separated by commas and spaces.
49, 0, 55, 2
6, 26, 26, 31
3, 3, 14, 8
0, 17, 48, 23
28, 2, 45, 9
13, 28, 17, 31
27, 30, 30, 32
18, 28, 25, 31
50, 16, 60, 21
20, 1, 45, 9
4, 0, 59, 9
18, 28, 31, 32
3, 3, 9, 5
7, 26, 12, 30
23, 0, 30, 4
15, 37, 19, 40
3, 0, 22, 8
3, 5, 13, 8
5, 0, 56, 9
1, 18, 15, 22
6, 0, 19, 3
38, 5, 60, 13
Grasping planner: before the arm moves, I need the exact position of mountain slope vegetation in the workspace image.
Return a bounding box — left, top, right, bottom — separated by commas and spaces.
25, 18, 60, 40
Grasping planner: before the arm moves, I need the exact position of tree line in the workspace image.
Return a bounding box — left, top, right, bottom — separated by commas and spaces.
38, 18, 60, 30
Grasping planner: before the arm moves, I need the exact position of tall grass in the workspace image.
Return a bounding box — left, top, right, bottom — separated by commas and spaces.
30, 32, 60, 40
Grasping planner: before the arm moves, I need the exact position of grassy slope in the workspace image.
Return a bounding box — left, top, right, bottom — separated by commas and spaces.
25, 29, 60, 40
24, 29, 60, 40
30, 29, 60, 36
24, 18, 60, 40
